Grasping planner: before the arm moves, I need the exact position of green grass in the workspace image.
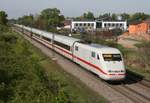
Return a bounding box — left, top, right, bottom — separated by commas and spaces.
127, 66, 150, 80
125, 49, 150, 80
40, 60, 107, 103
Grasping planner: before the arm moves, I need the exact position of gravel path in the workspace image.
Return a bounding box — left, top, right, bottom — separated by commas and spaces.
15, 30, 135, 103
118, 38, 140, 49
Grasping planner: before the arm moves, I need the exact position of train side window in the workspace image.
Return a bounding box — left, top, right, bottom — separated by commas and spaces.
54, 41, 70, 51
97, 54, 100, 60
75, 46, 78, 51
91, 52, 95, 58
42, 36, 51, 42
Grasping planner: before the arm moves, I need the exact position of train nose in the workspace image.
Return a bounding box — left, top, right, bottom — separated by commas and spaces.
107, 69, 126, 80
108, 70, 125, 73
106, 74, 126, 81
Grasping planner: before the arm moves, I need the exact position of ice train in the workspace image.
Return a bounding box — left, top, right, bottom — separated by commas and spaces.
14, 24, 126, 81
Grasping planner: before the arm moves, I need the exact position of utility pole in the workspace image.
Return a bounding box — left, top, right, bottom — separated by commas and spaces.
22, 25, 24, 33
52, 33, 57, 61
30, 27, 33, 39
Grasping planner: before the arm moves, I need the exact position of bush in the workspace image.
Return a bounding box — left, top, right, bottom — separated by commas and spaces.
0, 30, 76, 103
111, 28, 123, 36
0, 24, 9, 32
135, 42, 150, 69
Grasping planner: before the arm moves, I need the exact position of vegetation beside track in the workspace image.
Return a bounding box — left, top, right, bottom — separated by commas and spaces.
126, 42, 150, 80
0, 26, 107, 103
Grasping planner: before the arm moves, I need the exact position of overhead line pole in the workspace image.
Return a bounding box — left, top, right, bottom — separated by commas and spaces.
52, 32, 57, 61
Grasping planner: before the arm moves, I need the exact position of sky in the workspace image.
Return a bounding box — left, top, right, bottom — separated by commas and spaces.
0, 0, 150, 19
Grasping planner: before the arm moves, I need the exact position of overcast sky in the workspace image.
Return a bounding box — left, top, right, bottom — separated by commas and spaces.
0, 0, 149, 19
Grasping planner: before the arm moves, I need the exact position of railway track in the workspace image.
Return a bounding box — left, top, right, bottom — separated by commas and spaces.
13, 28, 150, 103
104, 75, 150, 103
127, 71, 150, 89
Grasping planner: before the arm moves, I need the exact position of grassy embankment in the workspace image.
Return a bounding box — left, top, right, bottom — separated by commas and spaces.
0, 26, 107, 103
126, 42, 150, 80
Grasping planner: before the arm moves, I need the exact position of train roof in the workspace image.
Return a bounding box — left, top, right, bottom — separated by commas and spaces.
14, 24, 121, 53
90, 43, 108, 48
90, 44, 119, 51
18, 25, 81, 46
54, 35, 81, 46
77, 43, 121, 53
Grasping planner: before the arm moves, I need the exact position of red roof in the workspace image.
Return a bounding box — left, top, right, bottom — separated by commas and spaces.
143, 20, 150, 23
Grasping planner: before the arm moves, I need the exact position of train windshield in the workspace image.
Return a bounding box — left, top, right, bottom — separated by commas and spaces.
103, 54, 122, 61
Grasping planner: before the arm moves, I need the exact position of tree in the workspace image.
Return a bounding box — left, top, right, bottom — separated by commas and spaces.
120, 13, 130, 21
17, 14, 34, 26
131, 12, 149, 21
98, 13, 111, 20
41, 8, 65, 29
83, 11, 95, 20
34, 15, 47, 29
111, 13, 117, 21
0, 11, 8, 25
111, 28, 123, 36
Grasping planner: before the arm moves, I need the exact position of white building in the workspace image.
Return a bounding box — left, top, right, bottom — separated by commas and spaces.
101, 21, 127, 30
71, 20, 127, 32
71, 21, 97, 32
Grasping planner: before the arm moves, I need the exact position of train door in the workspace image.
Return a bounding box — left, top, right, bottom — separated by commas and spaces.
89, 51, 102, 73
72, 41, 79, 62
73, 45, 79, 63
90, 51, 96, 65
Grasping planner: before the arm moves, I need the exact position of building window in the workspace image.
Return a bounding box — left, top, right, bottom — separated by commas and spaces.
75, 23, 78, 26
75, 46, 78, 51
104, 24, 107, 27
116, 24, 119, 27
91, 52, 96, 58
84, 23, 86, 26
97, 54, 100, 60
91, 23, 94, 27
80, 23, 82, 26
88, 23, 90, 26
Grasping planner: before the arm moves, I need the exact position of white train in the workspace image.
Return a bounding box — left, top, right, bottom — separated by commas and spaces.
14, 24, 126, 81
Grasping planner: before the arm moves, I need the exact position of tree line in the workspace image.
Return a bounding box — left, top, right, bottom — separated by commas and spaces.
74, 12, 150, 25
0, 10, 9, 32
0, 11, 8, 25
16, 8, 65, 31
1, 8, 150, 31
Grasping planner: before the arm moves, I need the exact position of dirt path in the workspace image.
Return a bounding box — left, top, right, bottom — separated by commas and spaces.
118, 38, 140, 49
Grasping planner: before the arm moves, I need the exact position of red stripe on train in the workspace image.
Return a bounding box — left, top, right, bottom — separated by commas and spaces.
33, 35, 125, 76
